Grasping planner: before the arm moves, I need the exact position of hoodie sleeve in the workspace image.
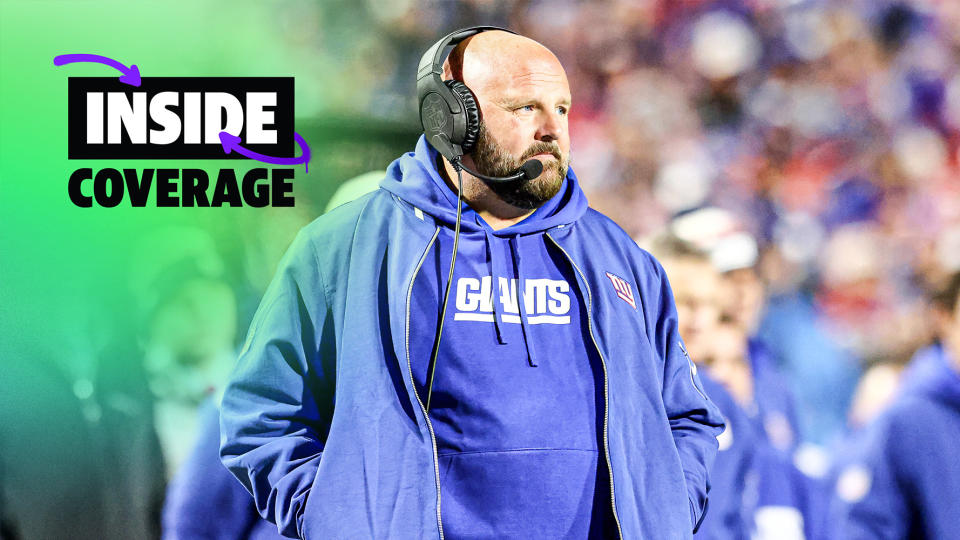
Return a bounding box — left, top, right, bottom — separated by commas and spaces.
650, 261, 726, 533
220, 229, 336, 539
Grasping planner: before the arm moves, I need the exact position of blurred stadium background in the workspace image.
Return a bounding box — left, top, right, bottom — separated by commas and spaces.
4, 0, 960, 538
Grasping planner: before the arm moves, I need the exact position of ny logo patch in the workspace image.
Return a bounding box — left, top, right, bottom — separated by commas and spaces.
604, 272, 636, 309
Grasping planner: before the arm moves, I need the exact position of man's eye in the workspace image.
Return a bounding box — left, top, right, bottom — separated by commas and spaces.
557, 106, 568, 115
517, 104, 535, 112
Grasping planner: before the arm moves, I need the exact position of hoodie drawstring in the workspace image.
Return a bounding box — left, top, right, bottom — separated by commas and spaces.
483, 228, 506, 345
511, 235, 539, 367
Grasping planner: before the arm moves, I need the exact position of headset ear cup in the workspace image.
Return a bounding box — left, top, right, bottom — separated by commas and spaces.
444, 80, 481, 153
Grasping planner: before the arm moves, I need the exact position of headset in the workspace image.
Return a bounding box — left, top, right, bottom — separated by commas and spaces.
417, 26, 544, 183
416, 26, 544, 413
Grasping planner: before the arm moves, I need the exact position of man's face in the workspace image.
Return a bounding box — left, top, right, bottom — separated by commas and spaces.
718, 267, 765, 333
666, 257, 722, 362
455, 36, 573, 209
471, 119, 570, 209
705, 322, 753, 406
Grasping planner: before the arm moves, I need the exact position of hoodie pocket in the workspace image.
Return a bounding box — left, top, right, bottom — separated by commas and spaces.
436, 448, 606, 539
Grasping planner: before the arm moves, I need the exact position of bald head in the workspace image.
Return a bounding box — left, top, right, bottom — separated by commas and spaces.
437, 30, 573, 213
442, 31, 568, 97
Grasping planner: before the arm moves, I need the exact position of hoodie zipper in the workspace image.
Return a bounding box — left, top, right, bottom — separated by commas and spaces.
405, 226, 445, 540
545, 231, 624, 539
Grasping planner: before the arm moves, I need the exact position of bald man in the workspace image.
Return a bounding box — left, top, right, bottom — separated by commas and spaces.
220, 28, 724, 540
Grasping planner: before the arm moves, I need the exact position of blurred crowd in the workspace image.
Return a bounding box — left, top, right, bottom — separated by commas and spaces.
308, 0, 960, 445
361, 0, 960, 382
351, 2, 960, 535
4, 0, 960, 538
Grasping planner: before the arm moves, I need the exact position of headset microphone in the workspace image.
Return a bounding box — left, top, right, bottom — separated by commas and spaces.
452, 157, 543, 183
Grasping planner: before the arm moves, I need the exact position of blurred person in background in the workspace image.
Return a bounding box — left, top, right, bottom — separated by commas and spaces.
162, 397, 285, 540
834, 272, 960, 539
708, 319, 814, 540
130, 228, 239, 477
667, 209, 861, 540
819, 362, 903, 540
655, 236, 808, 540
220, 27, 724, 539
754, 244, 862, 465
669, 208, 802, 456
136, 228, 289, 540
714, 233, 801, 456
654, 238, 754, 540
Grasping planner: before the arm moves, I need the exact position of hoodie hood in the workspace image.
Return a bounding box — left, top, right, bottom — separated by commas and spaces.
901, 343, 960, 411
379, 135, 588, 235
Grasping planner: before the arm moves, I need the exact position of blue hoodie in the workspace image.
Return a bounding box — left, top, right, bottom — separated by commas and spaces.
747, 339, 801, 455
744, 340, 813, 539
220, 136, 725, 539
834, 343, 960, 539
695, 374, 754, 540
395, 147, 613, 537
695, 372, 808, 540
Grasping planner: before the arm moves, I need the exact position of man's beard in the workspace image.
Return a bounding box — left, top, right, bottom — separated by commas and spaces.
470, 122, 570, 210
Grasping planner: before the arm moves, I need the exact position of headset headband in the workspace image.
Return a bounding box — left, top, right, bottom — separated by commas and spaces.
416, 26, 511, 87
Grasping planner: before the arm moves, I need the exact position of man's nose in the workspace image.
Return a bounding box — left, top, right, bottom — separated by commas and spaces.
535, 110, 563, 143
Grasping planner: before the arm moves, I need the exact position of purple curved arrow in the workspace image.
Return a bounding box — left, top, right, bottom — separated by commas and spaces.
54, 54, 141, 86
219, 132, 312, 172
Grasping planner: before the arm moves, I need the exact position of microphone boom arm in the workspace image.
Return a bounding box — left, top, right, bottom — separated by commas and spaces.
452, 157, 543, 183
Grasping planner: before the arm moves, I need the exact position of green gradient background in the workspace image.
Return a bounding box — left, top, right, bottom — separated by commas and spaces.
3, 1, 318, 311
0, 0, 417, 514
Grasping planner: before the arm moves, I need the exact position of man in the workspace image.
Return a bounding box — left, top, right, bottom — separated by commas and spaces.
834, 272, 960, 539
654, 238, 807, 540
672, 209, 801, 454
220, 27, 724, 539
